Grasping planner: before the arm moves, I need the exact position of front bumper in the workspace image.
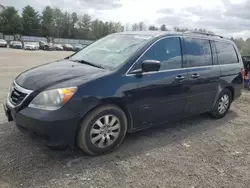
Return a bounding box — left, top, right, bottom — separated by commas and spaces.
0, 43, 7, 47
24, 47, 36, 50
4, 98, 81, 147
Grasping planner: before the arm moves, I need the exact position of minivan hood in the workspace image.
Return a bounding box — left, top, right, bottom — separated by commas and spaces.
16, 59, 108, 90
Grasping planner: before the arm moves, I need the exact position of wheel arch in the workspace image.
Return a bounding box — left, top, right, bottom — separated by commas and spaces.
74, 97, 133, 145
98, 98, 133, 132
225, 86, 235, 100
213, 84, 235, 108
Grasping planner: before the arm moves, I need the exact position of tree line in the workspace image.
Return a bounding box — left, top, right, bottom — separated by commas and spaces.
131, 22, 214, 34
0, 5, 124, 40
0, 4, 228, 42
230, 38, 250, 55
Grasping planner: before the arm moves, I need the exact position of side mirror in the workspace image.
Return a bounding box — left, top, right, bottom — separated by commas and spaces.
130, 60, 161, 75
141, 60, 161, 72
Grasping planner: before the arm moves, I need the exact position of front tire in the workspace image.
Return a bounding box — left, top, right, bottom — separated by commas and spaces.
211, 88, 232, 119
77, 104, 127, 155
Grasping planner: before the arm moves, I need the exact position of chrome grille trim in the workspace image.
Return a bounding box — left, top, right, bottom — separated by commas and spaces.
9, 81, 33, 107
12, 80, 33, 94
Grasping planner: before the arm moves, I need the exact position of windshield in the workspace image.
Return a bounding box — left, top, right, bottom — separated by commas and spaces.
70, 34, 152, 69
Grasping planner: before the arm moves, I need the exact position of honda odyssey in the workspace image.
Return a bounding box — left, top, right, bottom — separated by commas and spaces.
4, 31, 244, 155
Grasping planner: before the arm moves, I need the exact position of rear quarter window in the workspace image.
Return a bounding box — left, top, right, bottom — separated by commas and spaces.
215, 42, 238, 64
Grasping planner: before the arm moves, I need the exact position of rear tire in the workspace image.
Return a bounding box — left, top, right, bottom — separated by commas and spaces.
77, 104, 127, 156
210, 88, 232, 119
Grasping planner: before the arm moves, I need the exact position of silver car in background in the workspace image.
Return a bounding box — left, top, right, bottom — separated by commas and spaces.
10, 41, 23, 49
63, 44, 74, 51
24, 42, 39, 50
0, 39, 7, 47
53, 44, 64, 51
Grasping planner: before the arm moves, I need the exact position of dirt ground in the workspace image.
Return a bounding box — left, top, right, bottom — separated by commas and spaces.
0, 48, 249, 188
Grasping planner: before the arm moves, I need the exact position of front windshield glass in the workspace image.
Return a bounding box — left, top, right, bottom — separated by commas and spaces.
70, 34, 152, 69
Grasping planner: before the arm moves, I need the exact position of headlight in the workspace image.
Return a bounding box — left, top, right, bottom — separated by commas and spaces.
28, 87, 77, 110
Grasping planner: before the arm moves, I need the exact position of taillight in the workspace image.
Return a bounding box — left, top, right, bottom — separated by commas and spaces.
241, 68, 245, 78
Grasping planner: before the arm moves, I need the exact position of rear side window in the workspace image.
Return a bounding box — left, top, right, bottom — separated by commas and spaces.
182, 38, 212, 67
215, 42, 238, 64
134, 37, 182, 71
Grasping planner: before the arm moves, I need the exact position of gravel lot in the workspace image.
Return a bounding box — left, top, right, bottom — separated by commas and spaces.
0, 48, 250, 188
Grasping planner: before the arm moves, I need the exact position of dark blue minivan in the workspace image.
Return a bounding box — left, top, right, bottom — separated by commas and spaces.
4, 31, 244, 155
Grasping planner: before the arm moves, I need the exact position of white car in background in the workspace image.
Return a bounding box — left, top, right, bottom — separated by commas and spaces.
0, 39, 7, 47
24, 42, 39, 50
53, 44, 64, 51
63, 44, 74, 51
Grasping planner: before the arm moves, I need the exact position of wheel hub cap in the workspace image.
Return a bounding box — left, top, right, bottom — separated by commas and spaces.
218, 94, 229, 114
90, 115, 121, 148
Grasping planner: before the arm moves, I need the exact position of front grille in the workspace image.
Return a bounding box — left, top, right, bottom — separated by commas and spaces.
10, 84, 29, 106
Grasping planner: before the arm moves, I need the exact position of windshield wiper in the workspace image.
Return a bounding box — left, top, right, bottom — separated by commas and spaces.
69, 59, 105, 69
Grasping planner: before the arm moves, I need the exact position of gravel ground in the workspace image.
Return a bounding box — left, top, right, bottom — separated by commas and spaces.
0, 48, 250, 188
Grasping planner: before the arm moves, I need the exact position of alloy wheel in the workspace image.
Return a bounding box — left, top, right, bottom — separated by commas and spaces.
218, 94, 229, 114
90, 115, 121, 148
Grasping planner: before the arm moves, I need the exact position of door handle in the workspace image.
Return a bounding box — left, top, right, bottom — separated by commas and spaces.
191, 74, 200, 79
175, 75, 185, 80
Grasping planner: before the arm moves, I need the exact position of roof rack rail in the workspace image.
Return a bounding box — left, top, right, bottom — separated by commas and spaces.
184, 31, 223, 38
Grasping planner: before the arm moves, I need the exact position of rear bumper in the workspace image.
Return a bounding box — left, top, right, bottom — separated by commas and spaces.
4, 100, 81, 147
233, 83, 244, 101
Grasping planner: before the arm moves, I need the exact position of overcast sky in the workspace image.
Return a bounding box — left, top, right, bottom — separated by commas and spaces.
1, 0, 250, 38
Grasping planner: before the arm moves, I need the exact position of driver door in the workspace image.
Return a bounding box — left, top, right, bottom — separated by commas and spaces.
127, 37, 188, 128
